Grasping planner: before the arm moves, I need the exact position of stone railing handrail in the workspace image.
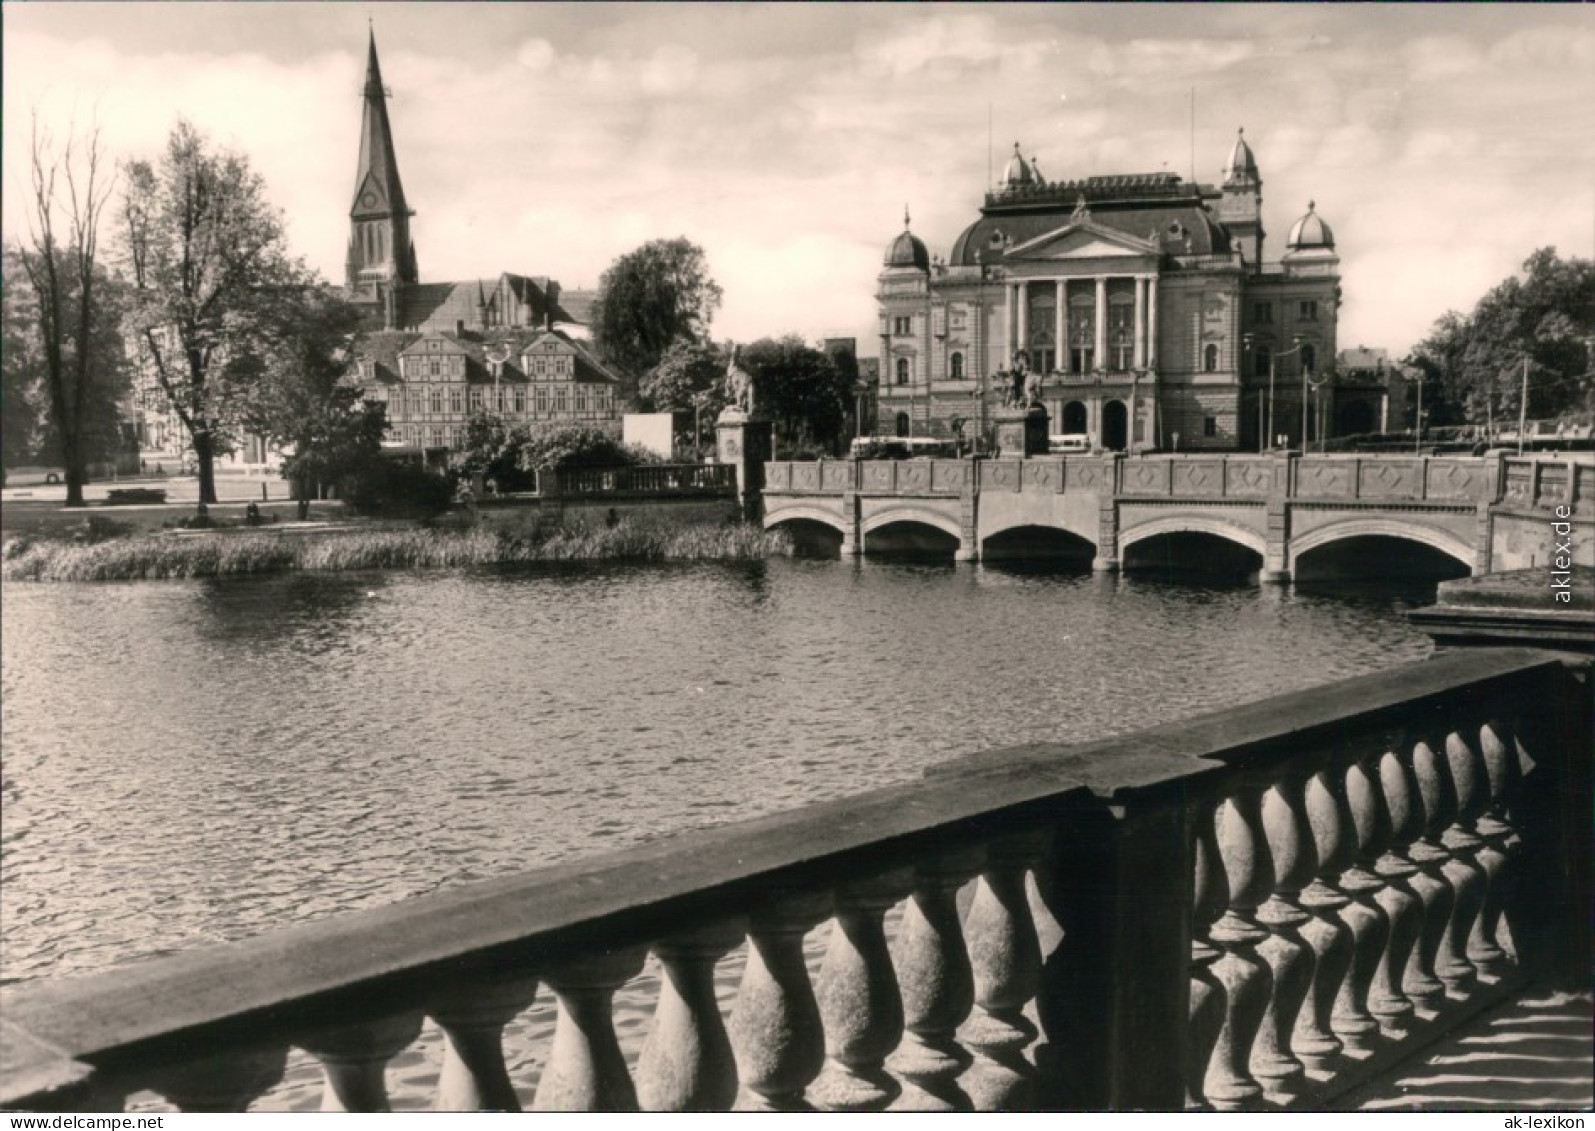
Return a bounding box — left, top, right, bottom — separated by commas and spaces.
2, 648, 1586, 1112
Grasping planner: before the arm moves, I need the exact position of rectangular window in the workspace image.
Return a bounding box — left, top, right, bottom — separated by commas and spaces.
1299, 300, 1318, 322
1254, 302, 1272, 324
429, 358, 441, 377
894, 316, 912, 336
576, 387, 590, 413
429, 387, 445, 414
470, 387, 484, 413
554, 388, 568, 414
1204, 416, 1218, 438
535, 387, 549, 414
450, 388, 464, 414
513, 387, 526, 414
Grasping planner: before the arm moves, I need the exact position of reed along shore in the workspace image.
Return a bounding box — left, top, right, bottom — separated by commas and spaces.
2, 522, 792, 582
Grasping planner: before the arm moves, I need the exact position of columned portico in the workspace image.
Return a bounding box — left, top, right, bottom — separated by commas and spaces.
1133, 277, 1148, 370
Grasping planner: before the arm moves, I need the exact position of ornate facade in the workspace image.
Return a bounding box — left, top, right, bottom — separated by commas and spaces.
876, 132, 1342, 452
347, 31, 618, 449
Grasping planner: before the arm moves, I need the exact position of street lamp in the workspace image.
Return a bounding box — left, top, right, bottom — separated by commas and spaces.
1243, 334, 1305, 450
975, 251, 990, 452
1412, 370, 1425, 454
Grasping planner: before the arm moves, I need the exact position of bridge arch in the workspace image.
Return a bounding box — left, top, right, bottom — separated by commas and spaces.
1119, 515, 1267, 558
860, 506, 963, 543
1289, 518, 1475, 579
762, 504, 847, 536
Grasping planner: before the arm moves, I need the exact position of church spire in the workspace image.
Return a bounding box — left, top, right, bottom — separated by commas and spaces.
351, 28, 410, 221
347, 27, 417, 311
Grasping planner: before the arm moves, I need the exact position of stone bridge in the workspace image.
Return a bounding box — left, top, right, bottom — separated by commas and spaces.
763, 453, 1594, 581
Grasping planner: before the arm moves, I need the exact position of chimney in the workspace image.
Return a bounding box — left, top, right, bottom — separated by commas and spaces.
454, 319, 466, 337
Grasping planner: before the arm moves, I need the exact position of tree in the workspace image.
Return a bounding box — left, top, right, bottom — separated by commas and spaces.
1408, 248, 1595, 428
740, 335, 854, 453
14, 117, 121, 505
2, 251, 46, 478
590, 238, 722, 390
120, 120, 299, 504
449, 413, 536, 492
224, 285, 383, 510
638, 339, 729, 453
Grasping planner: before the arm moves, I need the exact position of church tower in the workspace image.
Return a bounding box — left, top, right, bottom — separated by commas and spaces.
1218, 128, 1264, 266
346, 29, 418, 328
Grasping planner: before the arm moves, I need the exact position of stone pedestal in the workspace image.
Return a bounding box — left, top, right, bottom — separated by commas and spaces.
716, 409, 773, 523
992, 404, 1049, 459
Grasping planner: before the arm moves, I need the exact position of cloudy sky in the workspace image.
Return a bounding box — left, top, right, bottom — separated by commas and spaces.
5, 3, 1592, 358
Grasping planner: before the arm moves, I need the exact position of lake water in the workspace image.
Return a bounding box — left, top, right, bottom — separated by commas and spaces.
0, 559, 1438, 1107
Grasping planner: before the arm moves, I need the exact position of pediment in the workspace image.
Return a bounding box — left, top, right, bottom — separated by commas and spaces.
1006, 222, 1157, 261
351, 172, 391, 217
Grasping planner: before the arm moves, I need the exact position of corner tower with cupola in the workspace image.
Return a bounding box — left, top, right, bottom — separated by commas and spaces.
874, 130, 1341, 452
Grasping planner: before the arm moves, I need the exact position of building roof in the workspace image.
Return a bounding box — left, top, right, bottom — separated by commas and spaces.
358, 325, 622, 387
1003, 142, 1037, 188
949, 178, 1233, 266
350, 31, 410, 221
1224, 128, 1259, 186
555, 288, 597, 325
1287, 201, 1335, 250
884, 208, 931, 271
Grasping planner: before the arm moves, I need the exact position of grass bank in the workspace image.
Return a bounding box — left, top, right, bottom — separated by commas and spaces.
1, 521, 792, 582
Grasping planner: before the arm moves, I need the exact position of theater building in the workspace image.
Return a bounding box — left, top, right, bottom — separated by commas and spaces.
876, 132, 1342, 452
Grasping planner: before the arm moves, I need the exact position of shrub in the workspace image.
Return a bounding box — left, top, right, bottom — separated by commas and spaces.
345, 461, 455, 518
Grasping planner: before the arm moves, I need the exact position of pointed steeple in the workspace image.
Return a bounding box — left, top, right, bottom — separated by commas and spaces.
346, 27, 418, 310
351, 28, 410, 220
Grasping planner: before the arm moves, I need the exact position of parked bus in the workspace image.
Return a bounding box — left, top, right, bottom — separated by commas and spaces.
849, 436, 963, 459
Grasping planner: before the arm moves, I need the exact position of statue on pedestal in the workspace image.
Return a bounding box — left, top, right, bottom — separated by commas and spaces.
721, 342, 756, 419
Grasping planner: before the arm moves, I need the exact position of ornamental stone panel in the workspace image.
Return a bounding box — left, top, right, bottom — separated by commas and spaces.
1223, 458, 1275, 498
1356, 459, 1423, 499
821, 461, 854, 492
1171, 459, 1225, 497
1123, 460, 1171, 496
897, 462, 932, 493
1424, 460, 1488, 501
931, 460, 969, 493
1295, 460, 1356, 499
1023, 460, 1061, 493
862, 462, 896, 493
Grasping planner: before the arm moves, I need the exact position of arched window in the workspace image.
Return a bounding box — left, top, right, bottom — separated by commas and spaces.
1301, 344, 1317, 373
949, 351, 964, 379
1204, 343, 1220, 373
1254, 345, 1272, 379
895, 412, 911, 437
895, 358, 910, 386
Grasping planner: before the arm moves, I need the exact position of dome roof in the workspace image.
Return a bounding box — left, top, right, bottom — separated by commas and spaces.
1225, 127, 1258, 183
884, 207, 930, 270
1003, 142, 1036, 188
1287, 200, 1335, 250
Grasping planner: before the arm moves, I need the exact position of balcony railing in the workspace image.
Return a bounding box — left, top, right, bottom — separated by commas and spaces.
1, 648, 1586, 1112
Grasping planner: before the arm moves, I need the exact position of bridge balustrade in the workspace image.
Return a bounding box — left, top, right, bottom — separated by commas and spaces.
554, 463, 735, 497
1, 650, 1586, 1112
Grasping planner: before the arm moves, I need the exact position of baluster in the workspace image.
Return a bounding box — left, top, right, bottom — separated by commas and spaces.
1368, 736, 1423, 1031
1251, 774, 1315, 1098
1293, 765, 1353, 1070
430, 971, 541, 1111
1187, 799, 1229, 1111
959, 828, 1048, 1111
1402, 732, 1455, 1008
531, 946, 648, 1112
811, 869, 912, 1111
145, 1045, 288, 1113
1204, 787, 1272, 1112
1469, 715, 1522, 974
637, 919, 744, 1112
1330, 747, 1389, 1052
728, 891, 831, 1111
1436, 725, 1488, 994
888, 846, 984, 1111
300, 1011, 424, 1112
